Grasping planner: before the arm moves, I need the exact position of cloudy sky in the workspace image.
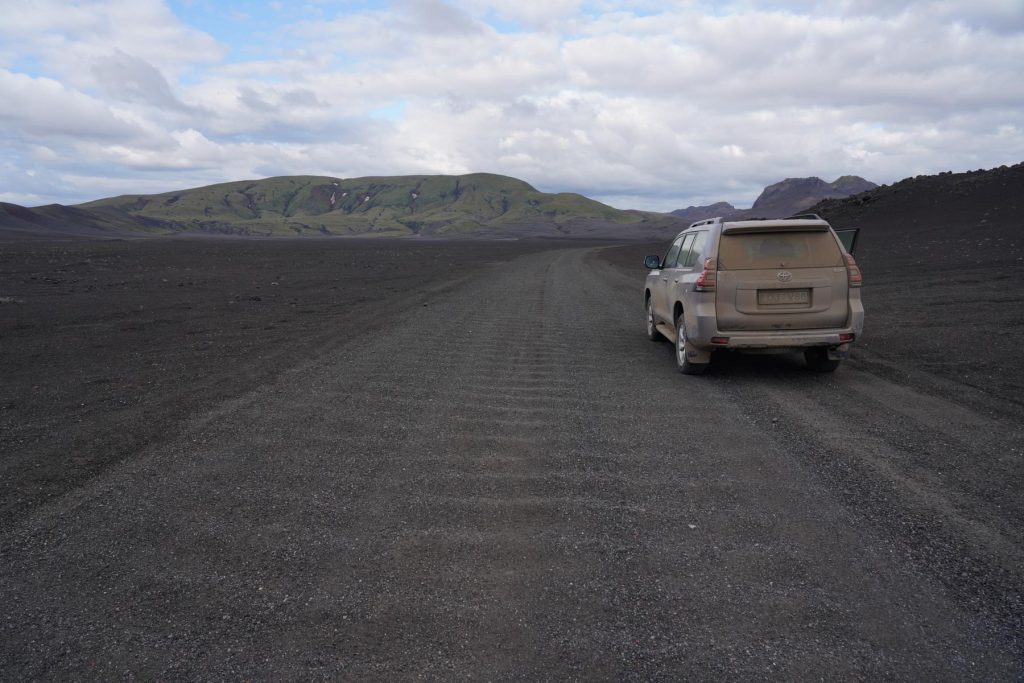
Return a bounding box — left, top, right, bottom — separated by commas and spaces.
2, 0, 1023, 211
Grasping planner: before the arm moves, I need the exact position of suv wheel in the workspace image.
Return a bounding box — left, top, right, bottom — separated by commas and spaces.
675, 316, 708, 375
645, 299, 663, 341
805, 347, 840, 373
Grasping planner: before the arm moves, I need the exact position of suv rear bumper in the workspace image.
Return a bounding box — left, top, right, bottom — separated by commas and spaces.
711, 331, 851, 349
688, 297, 864, 351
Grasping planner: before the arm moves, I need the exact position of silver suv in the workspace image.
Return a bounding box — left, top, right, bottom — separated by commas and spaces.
643, 214, 863, 374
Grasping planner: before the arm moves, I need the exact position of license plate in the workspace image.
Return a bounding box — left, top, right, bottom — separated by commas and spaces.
758, 288, 810, 305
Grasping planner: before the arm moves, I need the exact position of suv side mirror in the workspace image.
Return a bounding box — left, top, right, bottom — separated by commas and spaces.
644, 255, 661, 269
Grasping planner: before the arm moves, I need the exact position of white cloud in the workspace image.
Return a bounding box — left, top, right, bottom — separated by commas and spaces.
91, 49, 190, 110
1, 0, 1023, 210
0, 70, 147, 140
0, 0, 223, 84
465, 0, 584, 28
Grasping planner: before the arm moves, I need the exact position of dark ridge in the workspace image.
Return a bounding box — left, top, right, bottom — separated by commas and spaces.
810, 162, 1024, 268
670, 176, 877, 222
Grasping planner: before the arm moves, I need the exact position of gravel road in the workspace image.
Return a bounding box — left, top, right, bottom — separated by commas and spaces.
2, 243, 1021, 679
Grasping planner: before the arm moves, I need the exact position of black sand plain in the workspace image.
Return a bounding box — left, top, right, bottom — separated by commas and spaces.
0, 238, 561, 526
1, 167, 1023, 678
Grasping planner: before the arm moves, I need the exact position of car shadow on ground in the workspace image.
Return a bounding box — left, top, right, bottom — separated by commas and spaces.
709, 350, 816, 376
644, 337, 836, 379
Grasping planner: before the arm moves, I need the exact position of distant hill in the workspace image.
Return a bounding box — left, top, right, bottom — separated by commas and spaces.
671, 176, 877, 222
751, 176, 877, 217
668, 201, 746, 224
76, 173, 624, 237
0, 173, 689, 240
0, 202, 173, 239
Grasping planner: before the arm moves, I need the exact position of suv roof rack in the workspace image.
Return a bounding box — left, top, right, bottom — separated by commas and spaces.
785, 213, 824, 221
688, 217, 724, 228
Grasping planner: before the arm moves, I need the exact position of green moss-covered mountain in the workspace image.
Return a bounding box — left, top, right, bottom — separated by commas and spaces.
73, 173, 656, 238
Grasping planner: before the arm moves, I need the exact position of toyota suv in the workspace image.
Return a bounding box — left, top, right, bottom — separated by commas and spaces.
643, 214, 863, 375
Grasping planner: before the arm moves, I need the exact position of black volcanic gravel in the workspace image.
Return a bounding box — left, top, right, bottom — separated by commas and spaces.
1, 173, 1023, 678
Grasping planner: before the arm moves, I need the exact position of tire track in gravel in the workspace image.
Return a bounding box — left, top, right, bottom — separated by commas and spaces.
1, 245, 1021, 680
715, 354, 1024, 649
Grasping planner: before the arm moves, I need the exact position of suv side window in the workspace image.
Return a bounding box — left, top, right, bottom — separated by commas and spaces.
662, 236, 685, 268
681, 231, 708, 268
671, 233, 696, 268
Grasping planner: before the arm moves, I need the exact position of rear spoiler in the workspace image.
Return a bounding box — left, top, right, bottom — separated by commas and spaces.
722, 220, 830, 234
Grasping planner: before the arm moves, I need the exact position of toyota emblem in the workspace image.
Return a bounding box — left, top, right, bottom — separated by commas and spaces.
777, 271, 793, 282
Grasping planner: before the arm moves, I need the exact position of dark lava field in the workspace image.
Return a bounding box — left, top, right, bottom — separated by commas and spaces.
1, 165, 1022, 679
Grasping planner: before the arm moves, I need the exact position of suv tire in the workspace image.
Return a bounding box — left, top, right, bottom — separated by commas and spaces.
805, 347, 840, 373
675, 316, 708, 375
646, 298, 663, 342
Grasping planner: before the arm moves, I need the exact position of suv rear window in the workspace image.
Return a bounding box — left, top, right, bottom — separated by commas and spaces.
718, 231, 843, 270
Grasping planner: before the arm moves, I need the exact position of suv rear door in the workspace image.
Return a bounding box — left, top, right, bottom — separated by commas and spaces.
835, 228, 860, 254
715, 226, 849, 331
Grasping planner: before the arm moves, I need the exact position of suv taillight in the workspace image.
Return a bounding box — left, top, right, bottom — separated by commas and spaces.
695, 257, 717, 291
844, 254, 862, 287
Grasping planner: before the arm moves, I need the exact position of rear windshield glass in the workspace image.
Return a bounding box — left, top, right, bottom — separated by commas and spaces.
717, 231, 843, 270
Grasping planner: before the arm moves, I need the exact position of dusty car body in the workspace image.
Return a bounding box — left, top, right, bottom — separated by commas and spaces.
643, 214, 863, 374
